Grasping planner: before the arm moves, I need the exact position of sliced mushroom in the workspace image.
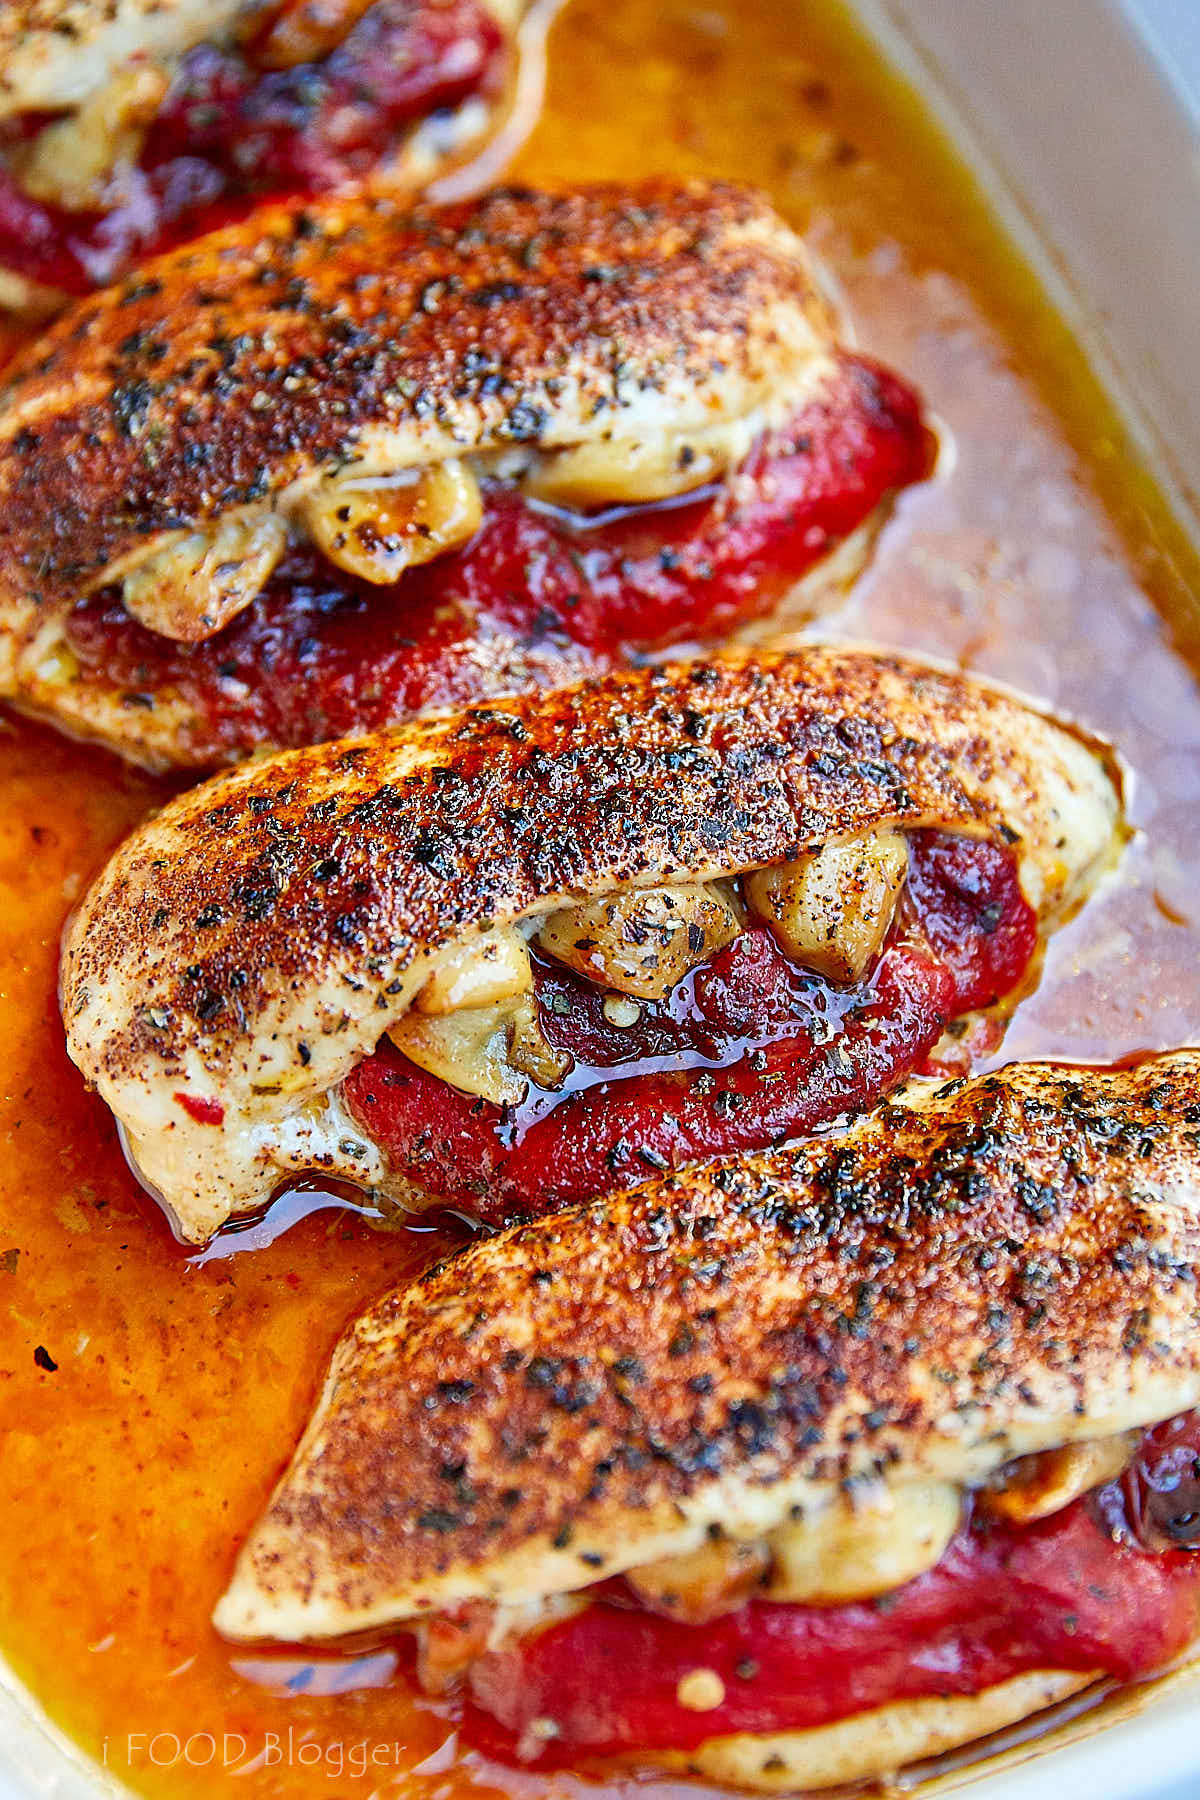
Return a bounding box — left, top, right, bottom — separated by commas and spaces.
301, 460, 483, 586
626, 1535, 771, 1624
520, 419, 750, 510
536, 883, 741, 1002
15, 61, 169, 210
389, 996, 526, 1107
121, 513, 288, 644
389, 993, 569, 1106
506, 997, 573, 1091
979, 1431, 1141, 1525
414, 927, 532, 1017
763, 1481, 961, 1605
745, 827, 909, 983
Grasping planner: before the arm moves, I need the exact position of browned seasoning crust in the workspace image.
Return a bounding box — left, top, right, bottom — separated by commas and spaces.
0, 179, 826, 671
215, 1051, 1200, 1639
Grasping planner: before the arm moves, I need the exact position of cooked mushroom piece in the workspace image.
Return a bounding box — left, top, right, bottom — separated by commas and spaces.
413, 926, 532, 1016
744, 828, 909, 983
980, 1432, 1142, 1525
626, 1536, 772, 1623
520, 419, 752, 510
388, 997, 527, 1107
763, 1481, 961, 1604
535, 883, 742, 1001
14, 62, 169, 211
120, 512, 289, 643
390, 991, 570, 1106
301, 461, 483, 585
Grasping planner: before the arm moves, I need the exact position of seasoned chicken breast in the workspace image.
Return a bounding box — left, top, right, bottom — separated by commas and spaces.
217, 1050, 1200, 1633
59, 644, 1122, 1243
215, 1051, 1200, 1790
0, 0, 530, 312
0, 181, 930, 765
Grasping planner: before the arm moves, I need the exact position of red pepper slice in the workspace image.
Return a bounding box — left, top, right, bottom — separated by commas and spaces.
904, 828, 1038, 1013
346, 941, 954, 1221
342, 831, 1037, 1221
461, 1413, 1200, 1764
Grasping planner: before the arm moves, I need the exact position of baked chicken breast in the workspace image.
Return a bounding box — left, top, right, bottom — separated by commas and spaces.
59, 643, 1122, 1243
0, 0, 530, 313
215, 1052, 1200, 1792
0, 181, 930, 765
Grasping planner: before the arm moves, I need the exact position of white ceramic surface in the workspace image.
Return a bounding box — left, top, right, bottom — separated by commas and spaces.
1, 3, 1198, 1798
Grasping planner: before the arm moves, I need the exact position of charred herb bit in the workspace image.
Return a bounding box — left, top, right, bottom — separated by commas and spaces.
437, 1379, 477, 1405
0, 1249, 18, 1275
33, 1345, 57, 1372
417, 1509, 461, 1534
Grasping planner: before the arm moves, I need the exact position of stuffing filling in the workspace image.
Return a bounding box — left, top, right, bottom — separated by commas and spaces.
341, 824, 1039, 1220
412, 1411, 1200, 1766
57, 356, 930, 754
0, 0, 508, 293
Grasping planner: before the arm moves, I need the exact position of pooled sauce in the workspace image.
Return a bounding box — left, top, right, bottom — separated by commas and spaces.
0, 3, 1198, 1799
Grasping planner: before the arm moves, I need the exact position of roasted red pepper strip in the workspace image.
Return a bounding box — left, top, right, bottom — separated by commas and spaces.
461, 1414, 1200, 1764
0, 0, 505, 293
904, 827, 1038, 1013
346, 943, 955, 1221
342, 832, 1037, 1220
64, 359, 930, 755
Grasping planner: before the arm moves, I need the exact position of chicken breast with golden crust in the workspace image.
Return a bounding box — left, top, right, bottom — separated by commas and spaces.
0, 181, 931, 765
60, 644, 1122, 1243
0, 0, 530, 314
214, 1052, 1200, 1791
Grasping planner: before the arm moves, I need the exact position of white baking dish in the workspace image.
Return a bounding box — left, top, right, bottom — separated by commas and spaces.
0, 3, 1197, 1797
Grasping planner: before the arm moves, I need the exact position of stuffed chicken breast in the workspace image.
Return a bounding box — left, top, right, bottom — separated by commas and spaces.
60, 644, 1121, 1244
215, 1052, 1200, 1792
0, 181, 930, 766
0, 0, 532, 313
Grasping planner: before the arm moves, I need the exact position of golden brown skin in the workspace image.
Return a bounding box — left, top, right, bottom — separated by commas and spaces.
58, 644, 1121, 1242
215, 1051, 1200, 1640
0, 180, 828, 707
